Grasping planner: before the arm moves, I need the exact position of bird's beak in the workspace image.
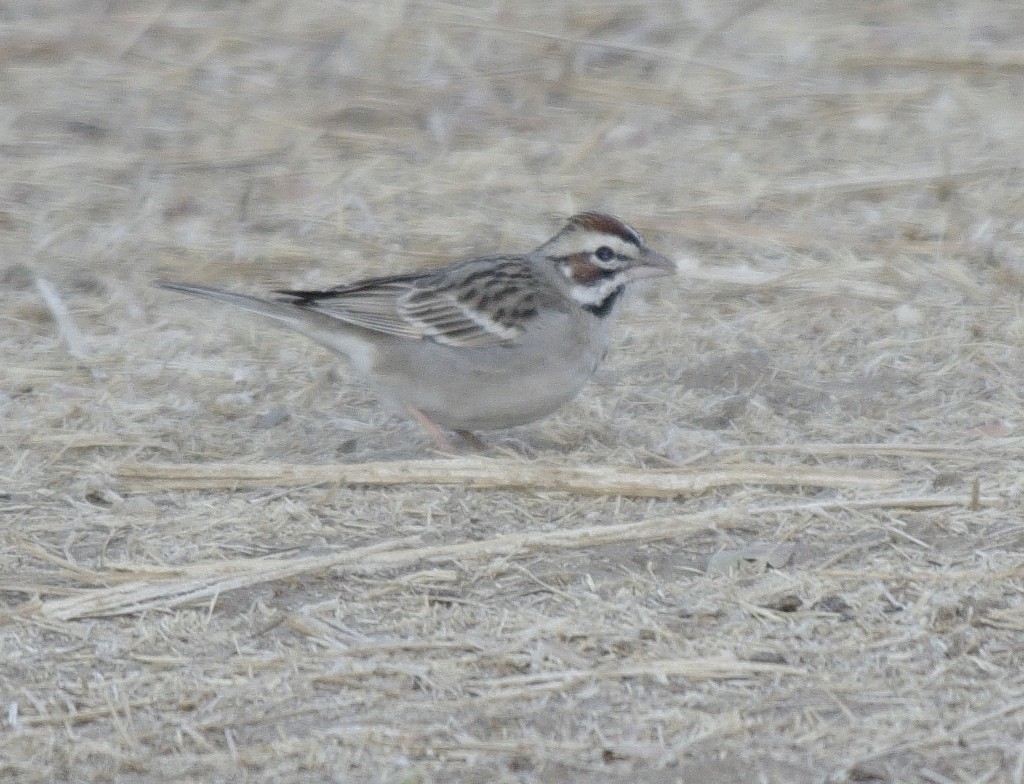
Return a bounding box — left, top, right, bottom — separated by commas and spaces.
627, 247, 676, 280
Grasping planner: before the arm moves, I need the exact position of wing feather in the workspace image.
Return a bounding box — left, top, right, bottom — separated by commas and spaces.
275, 257, 542, 348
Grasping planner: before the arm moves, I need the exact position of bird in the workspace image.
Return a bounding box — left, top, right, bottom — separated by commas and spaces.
158, 212, 674, 449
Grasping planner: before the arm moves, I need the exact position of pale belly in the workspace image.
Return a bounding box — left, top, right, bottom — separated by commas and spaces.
372, 329, 609, 431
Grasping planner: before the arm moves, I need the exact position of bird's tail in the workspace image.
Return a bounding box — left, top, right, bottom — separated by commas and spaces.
156, 281, 377, 370
156, 282, 309, 330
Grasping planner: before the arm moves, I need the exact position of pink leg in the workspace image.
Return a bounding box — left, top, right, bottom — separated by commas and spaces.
406, 406, 455, 451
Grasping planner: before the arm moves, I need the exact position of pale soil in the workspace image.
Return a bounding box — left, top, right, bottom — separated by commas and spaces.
3, 2, 1024, 782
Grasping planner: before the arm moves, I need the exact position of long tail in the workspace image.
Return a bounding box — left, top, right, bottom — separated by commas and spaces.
156, 281, 375, 367
156, 282, 310, 330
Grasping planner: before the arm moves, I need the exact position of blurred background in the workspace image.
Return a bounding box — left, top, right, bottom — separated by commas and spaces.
5, 2, 1024, 781
9, 0, 1024, 454
8, 0, 1024, 290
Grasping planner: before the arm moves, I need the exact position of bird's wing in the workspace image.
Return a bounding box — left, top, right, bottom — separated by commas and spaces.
276, 257, 543, 348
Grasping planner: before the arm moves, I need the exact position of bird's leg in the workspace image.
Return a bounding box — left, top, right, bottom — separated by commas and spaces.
406, 406, 455, 451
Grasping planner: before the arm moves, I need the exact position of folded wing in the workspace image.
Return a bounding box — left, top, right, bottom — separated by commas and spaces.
276, 257, 543, 349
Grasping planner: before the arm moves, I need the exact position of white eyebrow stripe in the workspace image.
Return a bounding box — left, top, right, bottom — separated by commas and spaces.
577, 236, 639, 257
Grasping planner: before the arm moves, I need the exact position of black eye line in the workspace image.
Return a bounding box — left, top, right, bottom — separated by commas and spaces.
598, 252, 632, 267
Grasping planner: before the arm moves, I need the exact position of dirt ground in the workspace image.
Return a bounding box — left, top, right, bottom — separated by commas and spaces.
4, 1, 1024, 782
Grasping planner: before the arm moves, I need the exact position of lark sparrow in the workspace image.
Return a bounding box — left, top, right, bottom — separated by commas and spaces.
159, 212, 674, 448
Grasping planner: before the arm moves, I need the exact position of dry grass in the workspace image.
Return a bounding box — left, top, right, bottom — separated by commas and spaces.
4, 1, 1024, 782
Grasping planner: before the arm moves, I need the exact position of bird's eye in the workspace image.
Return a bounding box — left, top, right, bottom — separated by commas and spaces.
595, 246, 615, 262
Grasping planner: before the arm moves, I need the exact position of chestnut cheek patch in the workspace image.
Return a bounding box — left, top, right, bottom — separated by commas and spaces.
567, 253, 606, 284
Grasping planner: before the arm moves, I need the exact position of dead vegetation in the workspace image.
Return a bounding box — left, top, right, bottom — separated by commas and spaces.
3, 1, 1024, 782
